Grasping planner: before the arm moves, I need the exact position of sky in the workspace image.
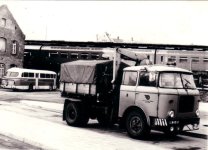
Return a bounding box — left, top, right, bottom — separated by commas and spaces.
1, 1, 208, 46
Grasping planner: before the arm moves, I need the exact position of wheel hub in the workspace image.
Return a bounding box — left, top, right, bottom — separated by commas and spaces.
130, 116, 143, 134
69, 110, 76, 120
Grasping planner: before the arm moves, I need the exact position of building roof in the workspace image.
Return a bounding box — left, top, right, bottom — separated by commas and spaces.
0, 5, 25, 38
25, 40, 208, 51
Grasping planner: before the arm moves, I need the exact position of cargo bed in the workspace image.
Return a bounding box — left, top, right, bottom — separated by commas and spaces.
60, 60, 113, 96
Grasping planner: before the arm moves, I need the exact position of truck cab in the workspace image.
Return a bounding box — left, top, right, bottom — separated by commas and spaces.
119, 65, 200, 138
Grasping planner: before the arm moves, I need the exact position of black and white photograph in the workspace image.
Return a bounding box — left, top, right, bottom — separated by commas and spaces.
0, 1, 207, 150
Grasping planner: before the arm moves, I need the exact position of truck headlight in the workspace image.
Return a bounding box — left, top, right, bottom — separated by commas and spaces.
168, 110, 175, 118
196, 109, 200, 117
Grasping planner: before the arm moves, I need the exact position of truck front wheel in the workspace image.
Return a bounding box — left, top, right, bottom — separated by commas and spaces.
65, 102, 89, 126
125, 110, 150, 139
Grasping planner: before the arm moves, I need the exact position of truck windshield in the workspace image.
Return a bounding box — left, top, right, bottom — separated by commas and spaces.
181, 74, 196, 89
159, 72, 196, 89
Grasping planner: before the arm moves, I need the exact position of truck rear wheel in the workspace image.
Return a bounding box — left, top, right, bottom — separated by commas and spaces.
125, 110, 150, 139
65, 102, 89, 126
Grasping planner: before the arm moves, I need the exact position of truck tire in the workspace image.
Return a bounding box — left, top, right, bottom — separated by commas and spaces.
125, 110, 150, 139
65, 102, 89, 126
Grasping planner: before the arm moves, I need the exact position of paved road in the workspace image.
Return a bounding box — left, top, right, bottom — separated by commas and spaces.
0, 134, 41, 150
0, 89, 207, 150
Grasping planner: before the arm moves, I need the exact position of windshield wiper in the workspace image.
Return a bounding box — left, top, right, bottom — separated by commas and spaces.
183, 78, 191, 88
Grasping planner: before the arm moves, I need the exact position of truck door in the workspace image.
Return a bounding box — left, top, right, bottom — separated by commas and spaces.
135, 71, 159, 117
118, 71, 138, 117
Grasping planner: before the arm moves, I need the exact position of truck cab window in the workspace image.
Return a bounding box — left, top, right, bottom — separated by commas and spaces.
122, 71, 137, 86
139, 71, 156, 87
159, 73, 183, 88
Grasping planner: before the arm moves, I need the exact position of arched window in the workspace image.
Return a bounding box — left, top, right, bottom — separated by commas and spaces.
0, 38, 6, 52
0, 63, 5, 77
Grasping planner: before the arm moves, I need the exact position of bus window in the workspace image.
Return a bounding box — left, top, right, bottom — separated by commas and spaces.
10, 72, 19, 77
60, 53, 68, 58
35, 73, 39, 78
46, 74, 50, 78
91, 53, 99, 59
50, 74, 54, 78
80, 53, 88, 59
71, 53, 78, 59
29, 73, 34, 78
50, 52, 59, 58
40, 73, 45, 78
22, 72, 29, 77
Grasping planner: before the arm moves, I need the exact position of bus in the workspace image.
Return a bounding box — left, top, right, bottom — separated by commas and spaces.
1, 68, 57, 91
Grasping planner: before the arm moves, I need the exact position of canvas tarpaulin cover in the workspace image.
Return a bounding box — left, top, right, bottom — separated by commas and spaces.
60, 60, 113, 84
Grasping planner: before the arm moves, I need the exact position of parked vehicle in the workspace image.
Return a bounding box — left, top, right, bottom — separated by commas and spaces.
1, 67, 56, 91
60, 48, 200, 138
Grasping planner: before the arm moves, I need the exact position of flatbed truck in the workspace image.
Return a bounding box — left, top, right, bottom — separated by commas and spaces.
60, 48, 200, 138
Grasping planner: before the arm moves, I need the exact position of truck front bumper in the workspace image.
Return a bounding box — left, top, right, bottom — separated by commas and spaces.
151, 117, 200, 131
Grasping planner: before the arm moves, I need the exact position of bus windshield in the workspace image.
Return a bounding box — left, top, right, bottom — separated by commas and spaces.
159, 72, 196, 89
6, 72, 19, 77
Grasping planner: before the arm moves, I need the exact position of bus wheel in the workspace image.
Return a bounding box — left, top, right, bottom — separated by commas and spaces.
28, 84, 33, 91
65, 102, 89, 126
125, 110, 150, 139
49, 85, 53, 91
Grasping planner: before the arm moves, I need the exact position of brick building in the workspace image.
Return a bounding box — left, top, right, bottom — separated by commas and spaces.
0, 5, 25, 78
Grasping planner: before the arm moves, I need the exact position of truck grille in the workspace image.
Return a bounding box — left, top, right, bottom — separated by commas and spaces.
178, 96, 194, 113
